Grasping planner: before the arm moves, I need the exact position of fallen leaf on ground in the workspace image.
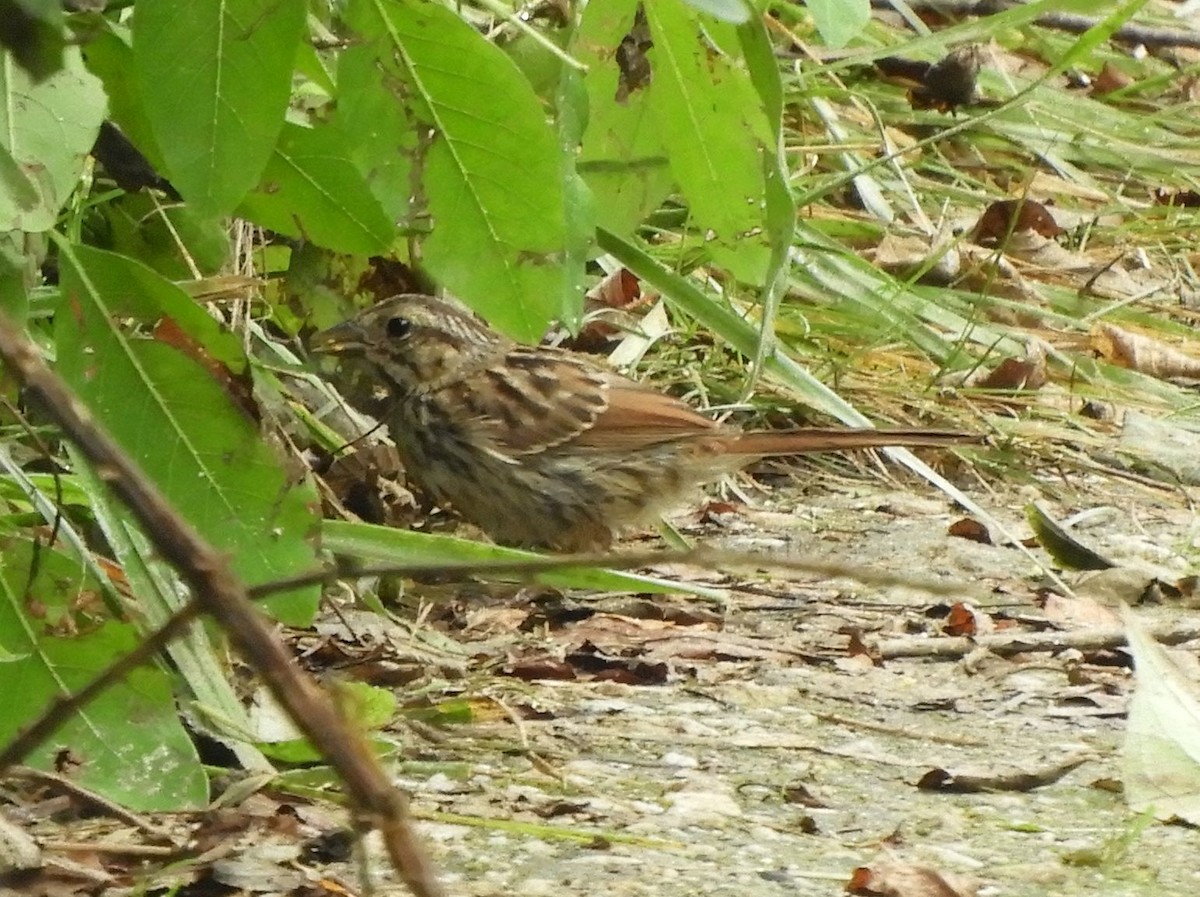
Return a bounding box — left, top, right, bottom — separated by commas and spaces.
1092, 323, 1200, 381
1120, 606, 1200, 823
917, 752, 1092, 793
848, 859, 980, 896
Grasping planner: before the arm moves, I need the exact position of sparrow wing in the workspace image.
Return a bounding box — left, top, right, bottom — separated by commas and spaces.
434, 348, 610, 455
440, 347, 721, 456
569, 373, 721, 451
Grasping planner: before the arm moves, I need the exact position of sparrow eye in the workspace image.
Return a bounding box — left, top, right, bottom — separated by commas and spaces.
385, 316, 412, 339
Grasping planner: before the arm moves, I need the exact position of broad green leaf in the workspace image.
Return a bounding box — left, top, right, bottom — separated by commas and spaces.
295, 39, 336, 97
573, 0, 674, 236
238, 121, 396, 256
644, 0, 773, 284
0, 46, 105, 231
132, 0, 306, 216
335, 46, 417, 226
0, 538, 207, 811
346, 0, 572, 341
802, 0, 870, 49
322, 520, 728, 601
54, 244, 321, 626
735, 15, 783, 132
81, 23, 164, 172
0, 144, 38, 211
71, 449, 273, 774
63, 243, 247, 371
556, 66, 597, 327
0, 231, 32, 322
504, 28, 570, 101
335, 679, 398, 731
1122, 607, 1200, 824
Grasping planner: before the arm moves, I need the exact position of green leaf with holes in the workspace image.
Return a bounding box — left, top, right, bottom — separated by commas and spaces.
573, 0, 675, 237
0, 46, 105, 231
643, 0, 773, 284
344, 0, 573, 340
0, 537, 206, 810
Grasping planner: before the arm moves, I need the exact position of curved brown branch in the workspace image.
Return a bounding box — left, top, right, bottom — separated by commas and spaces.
0, 313, 444, 897
876, 622, 1200, 660
869, 0, 1200, 51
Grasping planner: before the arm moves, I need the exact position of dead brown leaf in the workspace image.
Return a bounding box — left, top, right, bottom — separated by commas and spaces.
1041, 592, 1122, 628
1091, 61, 1134, 96
947, 517, 991, 545
973, 198, 1064, 246
614, 3, 652, 104
1092, 323, 1200, 381
942, 603, 995, 637
916, 752, 1091, 794
848, 860, 980, 897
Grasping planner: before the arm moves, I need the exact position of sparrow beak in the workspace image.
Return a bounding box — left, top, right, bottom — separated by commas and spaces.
310, 320, 368, 356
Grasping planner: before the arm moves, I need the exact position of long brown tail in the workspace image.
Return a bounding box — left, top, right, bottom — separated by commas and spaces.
729, 428, 981, 456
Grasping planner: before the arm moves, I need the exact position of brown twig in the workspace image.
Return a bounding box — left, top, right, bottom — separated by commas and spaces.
917, 751, 1095, 793
0, 314, 445, 897
869, 0, 1200, 50
875, 622, 1200, 660
0, 595, 210, 776
8, 765, 176, 841
259, 551, 979, 597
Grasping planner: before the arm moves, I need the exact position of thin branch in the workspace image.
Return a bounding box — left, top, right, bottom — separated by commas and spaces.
247, 549, 984, 599
0, 312, 444, 897
871, 0, 1200, 50
875, 622, 1200, 660
8, 766, 176, 842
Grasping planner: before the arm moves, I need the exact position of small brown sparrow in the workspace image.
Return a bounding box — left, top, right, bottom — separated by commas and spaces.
876, 44, 985, 112
313, 295, 976, 551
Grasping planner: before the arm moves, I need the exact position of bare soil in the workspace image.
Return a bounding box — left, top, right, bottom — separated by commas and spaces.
358, 467, 1199, 897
